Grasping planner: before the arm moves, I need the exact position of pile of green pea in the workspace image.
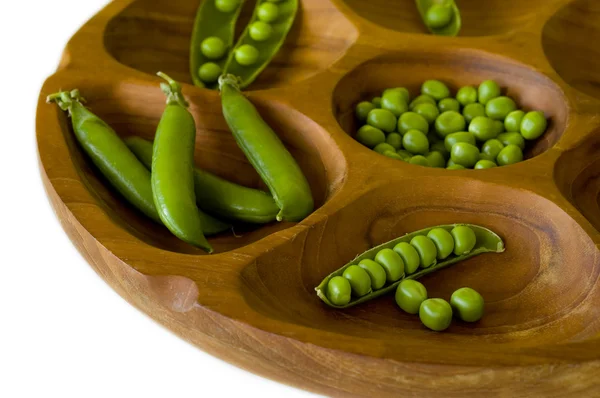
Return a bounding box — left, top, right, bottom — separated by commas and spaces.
353, 80, 549, 169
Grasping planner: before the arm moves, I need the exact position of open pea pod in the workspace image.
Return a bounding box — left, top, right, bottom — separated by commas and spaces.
315, 224, 504, 308
415, 0, 461, 37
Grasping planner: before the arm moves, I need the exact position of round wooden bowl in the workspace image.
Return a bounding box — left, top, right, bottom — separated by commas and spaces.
36, 0, 600, 396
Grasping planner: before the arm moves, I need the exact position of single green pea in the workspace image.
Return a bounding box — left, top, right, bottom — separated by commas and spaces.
493, 120, 505, 135
485, 96, 517, 121
386, 133, 403, 150
447, 159, 457, 167
215, 0, 240, 13
481, 139, 505, 161
374, 142, 396, 155
469, 116, 498, 142
425, 151, 446, 168
451, 226, 477, 255
435, 111, 466, 138
451, 287, 485, 322
474, 159, 497, 169
198, 62, 222, 83
462, 103, 486, 124
409, 94, 436, 110
257, 2, 279, 23
383, 151, 404, 160
497, 132, 526, 150
413, 103, 440, 124
356, 125, 385, 148
201, 36, 227, 60
438, 98, 461, 113
358, 259, 387, 290
520, 111, 548, 140
249, 21, 274, 41
427, 228, 455, 260
235, 44, 260, 66
504, 110, 525, 133
422, 80, 451, 101
381, 90, 409, 117
367, 109, 397, 133
384, 87, 410, 104
496, 144, 523, 166
397, 149, 413, 161
420, 298, 453, 332
374, 248, 405, 283
447, 164, 465, 170
372, 97, 382, 107
456, 86, 478, 106
342, 265, 372, 297
425, 4, 453, 29
451, 142, 480, 168
430, 141, 449, 160
410, 235, 437, 269
395, 280, 428, 314
409, 155, 430, 167
398, 112, 429, 135
326, 276, 351, 306
393, 242, 420, 274
478, 80, 501, 105
355, 101, 376, 122
444, 132, 476, 152
402, 129, 429, 155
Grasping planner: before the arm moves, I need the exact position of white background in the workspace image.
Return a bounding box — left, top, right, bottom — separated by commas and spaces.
0, 1, 318, 397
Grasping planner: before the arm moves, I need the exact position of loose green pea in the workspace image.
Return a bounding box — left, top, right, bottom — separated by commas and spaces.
201, 36, 227, 60
427, 228, 455, 260
384, 151, 404, 160
384, 87, 410, 103
451, 142, 480, 168
409, 155, 430, 167
481, 139, 505, 161
469, 116, 498, 142
444, 132, 476, 152
386, 133, 403, 150
438, 98, 460, 113
422, 80, 450, 101
235, 44, 259, 66
447, 164, 465, 170
496, 144, 523, 166
420, 298, 453, 331
486, 96, 517, 121
425, 4, 453, 29
358, 259, 387, 290
425, 151, 446, 168
342, 265, 372, 297
435, 111, 466, 138
474, 159, 497, 169
249, 21, 274, 41
504, 110, 525, 133
198, 62, 222, 83
447, 159, 457, 167
410, 235, 437, 269
215, 0, 240, 13
462, 103, 486, 124
398, 112, 429, 135
374, 142, 396, 155
356, 125, 385, 148
395, 280, 428, 314
409, 94, 436, 110
367, 109, 397, 133
397, 150, 413, 161
451, 226, 477, 255
520, 111, 548, 140
393, 242, 420, 274
355, 101, 376, 122
257, 2, 279, 22
402, 129, 429, 155
478, 80, 501, 105
374, 248, 405, 283
497, 132, 526, 150
413, 103, 440, 124
326, 276, 351, 306
451, 287, 485, 322
372, 97, 382, 107
381, 90, 409, 117
457, 86, 478, 106
430, 141, 449, 160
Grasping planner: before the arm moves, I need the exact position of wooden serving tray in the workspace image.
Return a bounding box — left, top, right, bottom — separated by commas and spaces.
36, 0, 600, 396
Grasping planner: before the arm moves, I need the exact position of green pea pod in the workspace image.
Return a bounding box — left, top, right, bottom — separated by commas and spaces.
315, 224, 504, 308
416, 0, 461, 37
223, 0, 298, 89
219, 74, 314, 222
190, 0, 246, 88
126, 136, 279, 224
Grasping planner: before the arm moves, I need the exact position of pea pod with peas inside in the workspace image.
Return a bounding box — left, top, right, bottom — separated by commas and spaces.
416, 0, 461, 37
315, 224, 504, 308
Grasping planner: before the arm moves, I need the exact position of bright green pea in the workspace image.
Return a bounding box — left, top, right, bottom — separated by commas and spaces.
496, 144, 523, 166
201, 36, 227, 60
384, 151, 404, 160
462, 103, 486, 124
457, 86, 478, 106
356, 125, 385, 148
397, 149, 413, 161
409, 155, 430, 167
372, 97, 382, 107
481, 139, 505, 161
374, 248, 405, 283
422, 80, 450, 101
249, 21, 274, 41
425, 151, 446, 168
451, 226, 477, 255
257, 2, 279, 22
326, 276, 351, 306
520, 111, 548, 140
215, 0, 240, 13
430, 141, 449, 160
447, 164, 465, 170
384, 87, 410, 103
451, 287, 485, 322
420, 298, 453, 331
235, 44, 260, 66
402, 129, 429, 155
447, 159, 457, 167
469, 116, 498, 142
358, 259, 387, 290
342, 265, 372, 297
413, 103, 440, 124
393, 242, 420, 274
478, 80, 501, 105
451, 142, 480, 168
504, 110, 525, 133
474, 159, 497, 169
438, 98, 460, 113
198, 62, 222, 83
398, 112, 429, 135
367, 109, 397, 133
497, 132, 526, 150
444, 132, 476, 152
381, 90, 409, 117
425, 4, 453, 29
395, 280, 428, 314
409, 94, 436, 110
410, 235, 437, 269
435, 111, 466, 138
486, 96, 517, 121
386, 133, 403, 150
374, 142, 396, 155
427, 228, 454, 260
355, 101, 376, 122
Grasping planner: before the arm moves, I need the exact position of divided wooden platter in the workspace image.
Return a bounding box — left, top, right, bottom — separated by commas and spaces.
36, 0, 600, 396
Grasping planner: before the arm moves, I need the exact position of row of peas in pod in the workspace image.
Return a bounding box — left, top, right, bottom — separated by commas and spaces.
353, 79, 549, 169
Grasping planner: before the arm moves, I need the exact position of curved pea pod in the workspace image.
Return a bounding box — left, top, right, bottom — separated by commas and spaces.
415, 0, 461, 37
315, 224, 504, 308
